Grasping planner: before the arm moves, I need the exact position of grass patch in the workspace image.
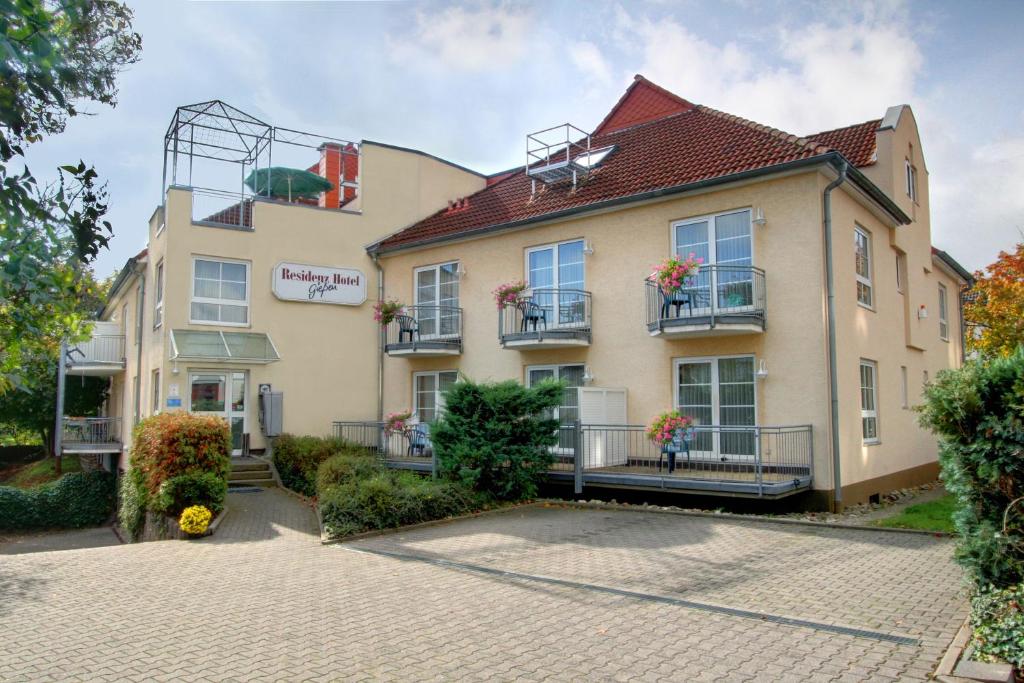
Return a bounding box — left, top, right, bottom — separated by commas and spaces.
0, 456, 82, 489
873, 494, 957, 533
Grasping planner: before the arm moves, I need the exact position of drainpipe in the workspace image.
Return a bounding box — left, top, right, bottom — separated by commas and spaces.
823, 159, 848, 512
133, 267, 146, 430
372, 252, 384, 422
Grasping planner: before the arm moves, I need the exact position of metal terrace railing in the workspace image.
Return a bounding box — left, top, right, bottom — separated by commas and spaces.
498, 289, 592, 347
67, 335, 126, 368
383, 306, 463, 355
330, 420, 813, 498
645, 265, 766, 334
61, 417, 122, 451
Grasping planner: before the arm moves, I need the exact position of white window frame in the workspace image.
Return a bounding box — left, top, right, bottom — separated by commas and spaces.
895, 251, 906, 294
860, 359, 879, 445
524, 363, 585, 421
412, 370, 458, 424
134, 284, 143, 345
670, 208, 754, 265
905, 158, 918, 202
524, 239, 586, 290
190, 256, 251, 327
151, 369, 161, 415
413, 261, 460, 340
153, 260, 164, 329
900, 365, 908, 409
938, 283, 949, 341
854, 225, 874, 309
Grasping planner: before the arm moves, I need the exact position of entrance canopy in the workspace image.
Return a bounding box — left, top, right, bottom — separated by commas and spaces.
170, 330, 280, 364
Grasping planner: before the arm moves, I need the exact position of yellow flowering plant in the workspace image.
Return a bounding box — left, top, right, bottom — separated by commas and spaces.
178, 505, 213, 536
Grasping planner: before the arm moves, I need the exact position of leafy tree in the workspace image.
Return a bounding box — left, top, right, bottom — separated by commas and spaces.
963, 243, 1024, 358
0, 0, 141, 393
432, 379, 562, 500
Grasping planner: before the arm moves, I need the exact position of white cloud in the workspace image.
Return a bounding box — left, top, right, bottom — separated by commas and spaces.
390, 2, 533, 72
569, 41, 613, 86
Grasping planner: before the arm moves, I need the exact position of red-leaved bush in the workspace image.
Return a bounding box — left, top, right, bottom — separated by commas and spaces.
130, 413, 231, 495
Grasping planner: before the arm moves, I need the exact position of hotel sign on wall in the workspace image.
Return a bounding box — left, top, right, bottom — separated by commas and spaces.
272, 262, 367, 306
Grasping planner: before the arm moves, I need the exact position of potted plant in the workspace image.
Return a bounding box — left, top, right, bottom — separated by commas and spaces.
373, 299, 405, 326
383, 410, 412, 437
646, 410, 694, 447
652, 253, 703, 296
493, 281, 528, 309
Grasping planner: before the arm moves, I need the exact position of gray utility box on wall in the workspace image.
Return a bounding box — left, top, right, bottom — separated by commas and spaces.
258, 391, 283, 437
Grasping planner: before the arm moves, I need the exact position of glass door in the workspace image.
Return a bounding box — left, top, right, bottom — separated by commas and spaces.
189, 371, 247, 455
415, 262, 460, 339
676, 357, 756, 461
674, 210, 753, 314
527, 365, 583, 451
527, 241, 585, 327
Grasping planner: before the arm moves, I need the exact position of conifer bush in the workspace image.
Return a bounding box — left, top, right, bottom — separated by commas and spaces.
431, 379, 562, 500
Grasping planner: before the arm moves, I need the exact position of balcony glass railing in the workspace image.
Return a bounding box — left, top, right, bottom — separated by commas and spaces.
645, 264, 766, 332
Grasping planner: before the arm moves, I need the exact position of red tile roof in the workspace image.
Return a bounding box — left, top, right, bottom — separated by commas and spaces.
804, 119, 881, 168
375, 76, 884, 253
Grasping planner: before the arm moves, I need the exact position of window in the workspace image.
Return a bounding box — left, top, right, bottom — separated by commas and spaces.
151, 369, 161, 414
191, 257, 250, 325
905, 159, 918, 202
938, 284, 949, 341
860, 360, 879, 444
900, 366, 908, 409
674, 356, 756, 460
895, 252, 907, 294
855, 226, 873, 308
414, 262, 460, 338
673, 209, 753, 309
526, 364, 584, 450
574, 145, 614, 169
413, 371, 458, 424
154, 260, 164, 328
526, 240, 585, 325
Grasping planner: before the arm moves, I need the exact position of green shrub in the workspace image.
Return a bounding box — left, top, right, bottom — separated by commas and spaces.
970, 584, 1024, 669
431, 379, 562, 500
0, 471, 115, 531
318, 470, 482, 538
272, 434, 359, 496
152, 471, 227, 516
118, 468, 146, 541
131, 413, 231, 497
315, 451, 382, 492
918, 349, 1024, 588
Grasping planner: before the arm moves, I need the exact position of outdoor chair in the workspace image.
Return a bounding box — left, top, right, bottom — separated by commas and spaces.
395, 314, 420, 343
407, 423, 430, 457
660, 290, 695, 319
658, 428, 693, 474
517, 298, 547, 332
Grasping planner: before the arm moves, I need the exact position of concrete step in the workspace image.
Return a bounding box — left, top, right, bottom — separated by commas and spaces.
230, 460, 270, 473
228, 477, 276, 488
228, 469, 273, 481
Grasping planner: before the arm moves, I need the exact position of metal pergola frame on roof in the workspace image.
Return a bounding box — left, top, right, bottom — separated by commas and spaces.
162, 99, 360, 205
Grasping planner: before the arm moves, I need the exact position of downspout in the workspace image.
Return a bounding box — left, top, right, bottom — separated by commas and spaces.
823, 160, 848, 512
133, 266, 146, 430
372, 253, 384, 422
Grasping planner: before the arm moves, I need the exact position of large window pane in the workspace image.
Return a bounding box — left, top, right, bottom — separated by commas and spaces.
192, 258, 248, 324
191, 374, 225, 412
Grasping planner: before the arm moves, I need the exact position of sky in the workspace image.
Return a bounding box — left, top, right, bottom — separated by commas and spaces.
23, 0, 1024, 277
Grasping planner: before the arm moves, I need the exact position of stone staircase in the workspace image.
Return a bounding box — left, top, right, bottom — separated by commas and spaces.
228, 458, 276, 487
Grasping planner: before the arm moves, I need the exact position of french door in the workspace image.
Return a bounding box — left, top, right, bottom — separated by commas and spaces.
526, 240, 585, 327
673, 209, 753, 312
188, 371, 247, 455
675, 356, 756, 461
415, 262, 460, 338
527, 364, 584, 450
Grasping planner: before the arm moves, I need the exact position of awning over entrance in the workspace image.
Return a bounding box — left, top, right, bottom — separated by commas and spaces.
169, 330, 281, 364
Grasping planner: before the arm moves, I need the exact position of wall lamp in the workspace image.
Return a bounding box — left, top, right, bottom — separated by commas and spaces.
582, 240, 595, 256
753, 207, 767, 226
756, 359, 769, 380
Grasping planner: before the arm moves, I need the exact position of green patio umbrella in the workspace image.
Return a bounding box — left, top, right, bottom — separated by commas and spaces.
244, 167, 334, 201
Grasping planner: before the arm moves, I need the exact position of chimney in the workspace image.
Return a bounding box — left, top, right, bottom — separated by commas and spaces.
317, 142, 359, 209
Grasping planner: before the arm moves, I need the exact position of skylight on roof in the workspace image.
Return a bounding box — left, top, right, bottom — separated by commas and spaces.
574, 145, 615, 169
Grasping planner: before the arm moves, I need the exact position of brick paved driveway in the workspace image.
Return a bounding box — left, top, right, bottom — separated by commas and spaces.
0, 492, 966, 682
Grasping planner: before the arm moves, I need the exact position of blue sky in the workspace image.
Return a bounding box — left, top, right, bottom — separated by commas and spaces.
23, 0, 1024, 276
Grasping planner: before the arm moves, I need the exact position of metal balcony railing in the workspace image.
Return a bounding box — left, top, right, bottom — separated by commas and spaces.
645, 265, 766, 333
67, 335, 126, 368
332, 421, 436, 475
61, 417, 122, 449
498, 288, 591, 346
383, 306, 463, 354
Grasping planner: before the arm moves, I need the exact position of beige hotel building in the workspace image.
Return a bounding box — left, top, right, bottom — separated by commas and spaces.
60, 79, 970, 510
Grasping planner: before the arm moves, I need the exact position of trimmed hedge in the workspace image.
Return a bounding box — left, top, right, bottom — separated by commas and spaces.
272, 434, 358, 497
315, 452, 486, 539
919, 349, 1024, 588
152, 472, 227, 516
0, 471, 115, 531
118, 468, 146, 541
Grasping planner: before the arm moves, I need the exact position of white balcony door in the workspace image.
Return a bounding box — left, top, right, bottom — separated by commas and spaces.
526, 240, 585, 327
527, 364, 584, 451
415, 262, 459, 338
673, 210, 753, 312
188, 371, 247, 455
675, 356, 756, 461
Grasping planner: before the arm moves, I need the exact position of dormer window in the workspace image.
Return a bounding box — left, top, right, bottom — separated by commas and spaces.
574, 145, 615, 170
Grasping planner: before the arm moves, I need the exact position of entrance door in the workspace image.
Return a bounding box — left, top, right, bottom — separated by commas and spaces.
188, 371, 247, 455
675, 356, 756, 461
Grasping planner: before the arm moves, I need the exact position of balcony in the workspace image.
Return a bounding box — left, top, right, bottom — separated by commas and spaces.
499, 288, 591, 349
60, 417, 123, 454
646, 265, 766, 338
66, 326, 126, 376
384, 306, 463, 357
332, 421, 436, 474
